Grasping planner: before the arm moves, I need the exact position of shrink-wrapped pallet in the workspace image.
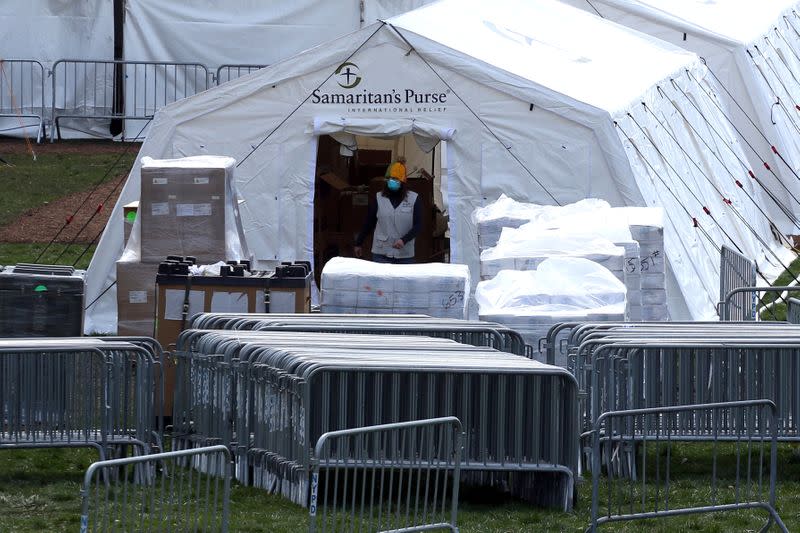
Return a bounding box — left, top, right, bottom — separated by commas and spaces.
476, 258, 626, 366
480, 231, 626, 286
321, 257, 470, 319
134, 156, 248, 263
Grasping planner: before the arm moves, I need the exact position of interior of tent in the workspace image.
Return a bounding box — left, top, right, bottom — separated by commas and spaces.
561, 0, 800, 236
313, 133, 449, 283
84, 0, 792, 333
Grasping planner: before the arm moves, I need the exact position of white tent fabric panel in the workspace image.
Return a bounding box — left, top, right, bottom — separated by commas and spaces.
85, 0, 785, 332
0, 0, 113, 138
561, 0, 800, 235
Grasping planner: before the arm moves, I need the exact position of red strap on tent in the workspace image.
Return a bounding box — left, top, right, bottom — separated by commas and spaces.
723, 198, 732, 205
772, 145, 779, 154
796, 104, 800, 111
748, 170, 756, 179
735, 180, 743, 188
693, 217, 699, 227
95, 204, 103, 214
703, 206, 711, 215
764, 162, 772, 171
65, 215, 73, 224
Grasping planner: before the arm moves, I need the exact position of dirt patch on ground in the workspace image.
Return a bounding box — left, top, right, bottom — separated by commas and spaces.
0, 175, 127, 243
0, 138, 138, 156
0, 138, 139, 243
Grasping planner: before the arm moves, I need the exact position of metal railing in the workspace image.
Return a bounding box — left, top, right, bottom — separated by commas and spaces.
788, 297, 800, 324
173, 328, 579, 510
719, 286, 800, 320
79, 444, 232, 533
0, 338, 163, 457
50, 59, 209, 141
215, 64, 266, 85
588, 400, 788, 532
719, 245, 757, 320
309, 417, 462, 533
0, 59, 46, 142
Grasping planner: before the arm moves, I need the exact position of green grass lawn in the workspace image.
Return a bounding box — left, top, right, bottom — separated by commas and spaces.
0, 145, 137, 227
0, 243, 95, 269
1, 444, 799, 532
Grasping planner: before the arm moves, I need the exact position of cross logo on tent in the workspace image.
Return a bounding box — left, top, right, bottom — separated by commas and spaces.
335, 62, 361, 89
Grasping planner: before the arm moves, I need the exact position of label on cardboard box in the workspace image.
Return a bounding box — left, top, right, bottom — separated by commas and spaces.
194, 177, 209, 185
151, 202, 169, 216
129, 290, 148, 304
164, 289, 205, 320
176, 203, 212, 217
152, 178, 168, 185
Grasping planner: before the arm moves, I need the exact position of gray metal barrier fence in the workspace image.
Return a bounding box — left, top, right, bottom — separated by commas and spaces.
173, 329, 578, 510
309, 417, 462, 533
788, 297, 800, 324
720, 286, 800, 320
0, 338, 163, 457
588, 400, 788, 532
79, 444, 232, 533
0, 59, 46, 142
50, 59, 209, 141
719, 245, 757, 321
215, 64, 266, 85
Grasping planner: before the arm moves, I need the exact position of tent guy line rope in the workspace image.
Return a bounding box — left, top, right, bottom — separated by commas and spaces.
614, 120, 720, 307
35, 118, 153, 264
690, 67, 800, 193
754, 42, 800, 110
677, 73, 800, 223
660, 83, 800, 231
748, 46, 800, 137
643, 98, 794, 280
386, 23, 562, 206
624, 112, 744, 256
584, 0, 605, 18
236, 23, 384, 168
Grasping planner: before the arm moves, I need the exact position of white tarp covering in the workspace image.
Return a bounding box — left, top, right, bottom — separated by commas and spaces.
0, 1, 113, 139
561, 0, 800, 234
85, 0, 789, 332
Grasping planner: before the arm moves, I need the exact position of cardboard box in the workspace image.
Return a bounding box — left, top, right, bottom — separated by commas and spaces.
139, 156, 246, 263
116, 260, 159, 337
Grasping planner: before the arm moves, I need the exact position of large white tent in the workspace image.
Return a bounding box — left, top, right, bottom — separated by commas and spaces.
85, 0, 791, 333
561, 0, 800, 234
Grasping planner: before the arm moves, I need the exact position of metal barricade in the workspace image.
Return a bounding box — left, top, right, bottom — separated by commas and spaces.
588, 400, 788, 532
309, 417, 462, 533
720, 286, 800, 321
0, 59, 46, 142
50, 59, 209, 141
173, 329, 579, 510
0, 338, 163, 457
788, 297, 800, 324
215, 64, 266, 85
719, 245, 757, 321
79, 444, 232, 533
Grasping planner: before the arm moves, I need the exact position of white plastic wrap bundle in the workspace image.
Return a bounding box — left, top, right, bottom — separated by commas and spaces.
320, 257, 470, 319
476, 258, 626, 366
516, 211, 641, 320
613, 207, 668, 321
480, 230, 627, 288
471, 195, 612, 250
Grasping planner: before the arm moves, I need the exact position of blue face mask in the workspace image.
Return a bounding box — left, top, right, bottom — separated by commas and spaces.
387, 178, 401, 191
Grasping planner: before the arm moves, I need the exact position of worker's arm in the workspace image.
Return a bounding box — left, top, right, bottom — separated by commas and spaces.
355, 200, 378, 246
400, 197, 422, 244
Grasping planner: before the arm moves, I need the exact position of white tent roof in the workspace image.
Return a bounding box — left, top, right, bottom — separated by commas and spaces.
389, 0, 696, 113
561, 0, 800, 234
85, 0, 785, 332
588, 0, 793, 45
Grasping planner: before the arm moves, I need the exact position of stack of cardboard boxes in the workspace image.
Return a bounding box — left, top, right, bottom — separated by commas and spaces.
116, 156, 248, 337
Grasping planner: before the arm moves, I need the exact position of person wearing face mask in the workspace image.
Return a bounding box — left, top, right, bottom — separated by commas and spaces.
354, 156, 422, 263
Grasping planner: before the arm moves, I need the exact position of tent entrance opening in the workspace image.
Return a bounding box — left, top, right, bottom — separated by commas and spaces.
313, 133, 449, 281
